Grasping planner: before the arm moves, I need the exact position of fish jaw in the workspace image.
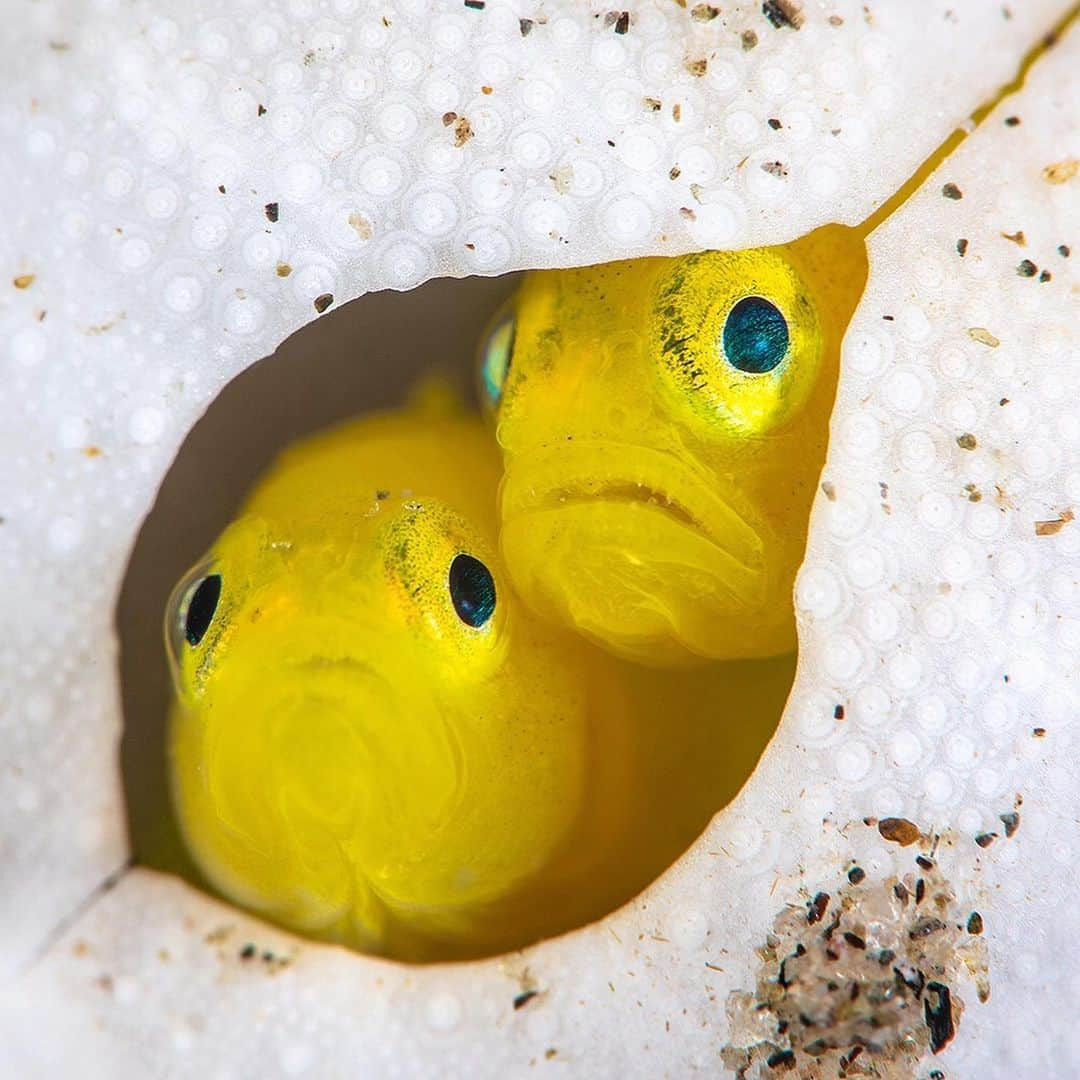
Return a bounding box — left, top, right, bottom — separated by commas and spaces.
499, 441, 796, 666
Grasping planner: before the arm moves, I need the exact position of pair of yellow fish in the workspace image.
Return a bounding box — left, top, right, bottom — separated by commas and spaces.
167, 225, 868, 961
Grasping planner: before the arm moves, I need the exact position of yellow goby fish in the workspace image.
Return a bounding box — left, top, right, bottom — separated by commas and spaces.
166, 404, 640, 962
480, 225, 868, 667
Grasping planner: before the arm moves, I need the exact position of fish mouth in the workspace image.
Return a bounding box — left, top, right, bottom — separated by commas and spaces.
499, 442, 775, 663
532, 478, 754, 563
501, 440, 764, 580
200, 641, 468, 841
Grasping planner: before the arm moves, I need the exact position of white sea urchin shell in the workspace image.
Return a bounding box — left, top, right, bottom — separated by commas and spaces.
1, 2, 1077, 1076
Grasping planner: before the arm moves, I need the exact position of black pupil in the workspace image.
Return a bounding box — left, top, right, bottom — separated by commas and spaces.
722, 295, 789, 374
449, 554, 496, 628
185, 574, 221, 646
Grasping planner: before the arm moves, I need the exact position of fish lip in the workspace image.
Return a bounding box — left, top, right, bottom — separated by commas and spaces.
284, 655, 467, 803
501, 440, 765, 576
265, 656, 469, 832
290, 655, 380, 676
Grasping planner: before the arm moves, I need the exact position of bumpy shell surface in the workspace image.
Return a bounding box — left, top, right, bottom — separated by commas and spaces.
0, 2, 1077, 1075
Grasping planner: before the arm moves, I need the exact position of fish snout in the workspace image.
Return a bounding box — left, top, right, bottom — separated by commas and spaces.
499, 441, 795, 665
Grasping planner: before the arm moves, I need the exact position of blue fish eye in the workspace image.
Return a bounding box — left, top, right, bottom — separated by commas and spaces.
184, 573, 221, 646
480, 309, 515, 408
721, 296, 789, 374
449, 553, 496, 629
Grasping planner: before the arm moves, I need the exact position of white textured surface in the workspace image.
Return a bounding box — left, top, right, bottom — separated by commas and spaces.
4, 0, 1065, 978
1, 0, 1078, 1076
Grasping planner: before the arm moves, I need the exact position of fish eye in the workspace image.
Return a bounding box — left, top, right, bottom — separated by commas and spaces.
479, 307, 515, 408
448, 553, 496, 629
181, 573, 222, 646
721, 296, 789, 374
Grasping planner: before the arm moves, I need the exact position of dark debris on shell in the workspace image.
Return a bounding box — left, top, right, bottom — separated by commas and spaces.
721, 851, 988, 1078
762, 0, 804, 30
